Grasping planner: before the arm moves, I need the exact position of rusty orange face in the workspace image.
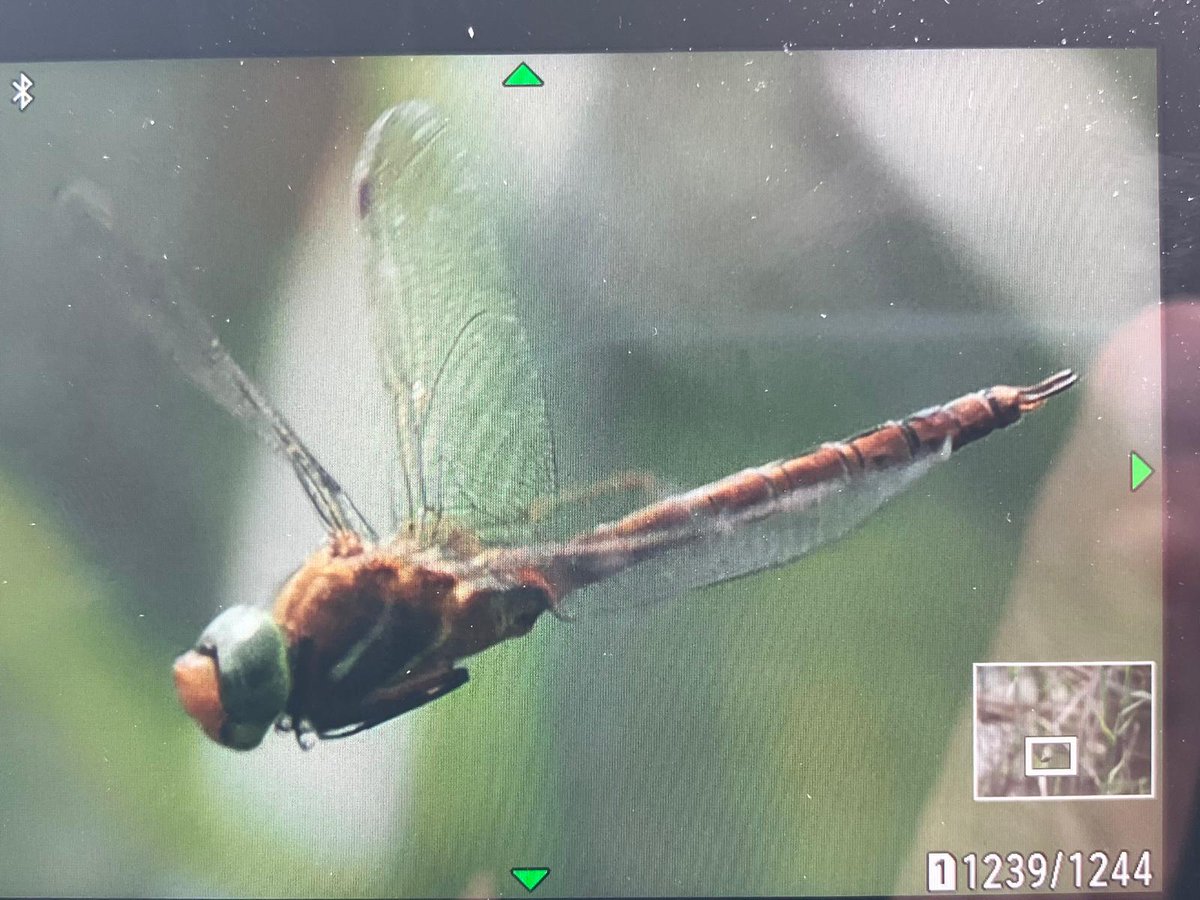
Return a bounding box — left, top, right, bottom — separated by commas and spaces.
173, 649, 226, 744
173, 606, 292, 750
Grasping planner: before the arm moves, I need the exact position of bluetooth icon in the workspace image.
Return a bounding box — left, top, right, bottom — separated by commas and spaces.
11, 72, 33, 112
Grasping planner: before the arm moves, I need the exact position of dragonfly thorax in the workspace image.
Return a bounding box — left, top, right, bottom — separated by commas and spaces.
260, 534, 552, 742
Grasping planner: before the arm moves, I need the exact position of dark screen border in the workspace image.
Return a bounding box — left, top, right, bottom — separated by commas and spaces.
1, 2, 1197, 898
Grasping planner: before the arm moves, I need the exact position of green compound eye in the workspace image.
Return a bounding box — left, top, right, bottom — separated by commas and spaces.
177, 606, 291, 751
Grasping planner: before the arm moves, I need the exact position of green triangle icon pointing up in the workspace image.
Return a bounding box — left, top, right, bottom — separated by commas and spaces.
503, 62, 544, 87
1131, 451, 1153, 491
510, 867, 550, 892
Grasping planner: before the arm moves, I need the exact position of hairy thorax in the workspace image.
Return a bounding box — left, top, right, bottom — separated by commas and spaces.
271, 530, 552, 732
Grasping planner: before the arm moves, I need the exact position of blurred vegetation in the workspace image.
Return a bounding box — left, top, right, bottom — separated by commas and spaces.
0, 51, 1154, 897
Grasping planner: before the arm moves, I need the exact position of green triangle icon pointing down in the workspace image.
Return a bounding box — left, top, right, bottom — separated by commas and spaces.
1131, 451, 1153, 492
503, 62, 544, 87
511, 867, 550, 892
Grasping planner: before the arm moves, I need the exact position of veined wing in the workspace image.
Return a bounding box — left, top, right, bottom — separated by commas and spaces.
512, 445, 950, 615
491, 372, 1077, 612
352, 102, 556, 543
55, 180, 376, 541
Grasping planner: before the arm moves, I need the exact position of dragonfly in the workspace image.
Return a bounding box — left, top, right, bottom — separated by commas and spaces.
59, 101, 1077, 751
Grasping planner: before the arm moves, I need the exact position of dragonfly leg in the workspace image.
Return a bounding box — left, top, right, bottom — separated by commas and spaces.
319, 666, 470, 740
525, 469, 667, 525
546, 592, 576, 623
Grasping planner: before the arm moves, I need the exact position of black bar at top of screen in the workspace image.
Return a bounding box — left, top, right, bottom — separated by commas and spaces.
0, 0, 1187, 61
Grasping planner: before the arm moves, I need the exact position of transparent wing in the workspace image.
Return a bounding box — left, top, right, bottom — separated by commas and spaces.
55, 179, 376, 541
491, 366, 1078, 614
352, 102, 556, 543
498, 440, 952, 616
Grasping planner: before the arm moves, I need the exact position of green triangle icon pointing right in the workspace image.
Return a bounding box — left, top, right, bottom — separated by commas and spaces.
511, 867, 550, 892
1131, 451, 1153, 491
503, 62, 544, 87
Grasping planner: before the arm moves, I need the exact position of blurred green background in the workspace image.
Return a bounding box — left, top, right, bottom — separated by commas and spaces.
0, 51, 1159, 896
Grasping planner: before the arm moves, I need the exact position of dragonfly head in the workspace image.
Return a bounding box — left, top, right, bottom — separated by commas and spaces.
173, 606, 291, 750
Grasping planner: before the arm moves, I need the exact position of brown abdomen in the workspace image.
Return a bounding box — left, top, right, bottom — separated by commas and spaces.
606, 370, 1078, 538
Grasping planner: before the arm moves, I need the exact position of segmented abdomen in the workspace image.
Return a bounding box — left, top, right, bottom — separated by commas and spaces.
541, 370, 1077, 593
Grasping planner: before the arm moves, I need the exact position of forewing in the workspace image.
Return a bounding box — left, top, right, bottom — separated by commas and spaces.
55, 180, 375, 540
352, 102, 556, 541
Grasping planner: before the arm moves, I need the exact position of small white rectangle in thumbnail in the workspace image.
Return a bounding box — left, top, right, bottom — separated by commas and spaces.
1024, 735, 1078, 777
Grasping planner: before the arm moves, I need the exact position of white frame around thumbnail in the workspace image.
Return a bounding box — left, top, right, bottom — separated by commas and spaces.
972, 660, 1157, 803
